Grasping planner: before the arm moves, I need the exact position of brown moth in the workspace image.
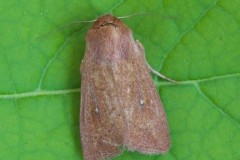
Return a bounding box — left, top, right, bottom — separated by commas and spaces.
80, 14, 170, 160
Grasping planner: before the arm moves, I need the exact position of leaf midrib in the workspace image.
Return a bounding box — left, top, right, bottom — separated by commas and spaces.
1, 72, 239, 99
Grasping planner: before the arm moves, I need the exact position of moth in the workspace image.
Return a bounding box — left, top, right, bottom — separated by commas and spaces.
80, 14, 171, 160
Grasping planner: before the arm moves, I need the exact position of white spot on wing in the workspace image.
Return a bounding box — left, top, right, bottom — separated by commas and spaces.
139, 99, 144, 106
127, 88, 130, 94
95, 107, 99, 114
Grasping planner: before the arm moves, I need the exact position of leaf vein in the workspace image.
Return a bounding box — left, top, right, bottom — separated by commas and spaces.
1, 72, 240, 99
194, 83, 240, 128
156, 72, 240, 86
36, 31, 80, 90
157, 0, 220, 72
0, 88, 80, 99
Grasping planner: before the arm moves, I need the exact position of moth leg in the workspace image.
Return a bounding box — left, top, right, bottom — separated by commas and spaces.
146, 63, 178, 83
135, 40, 177, 83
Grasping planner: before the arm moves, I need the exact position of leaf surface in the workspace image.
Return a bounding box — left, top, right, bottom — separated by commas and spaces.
0, 0, 239, 160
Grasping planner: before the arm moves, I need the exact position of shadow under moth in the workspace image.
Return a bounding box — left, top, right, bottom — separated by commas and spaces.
80, 14, 171, 160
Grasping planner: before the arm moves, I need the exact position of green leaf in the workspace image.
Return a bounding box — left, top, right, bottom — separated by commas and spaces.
0, 0, 239, 160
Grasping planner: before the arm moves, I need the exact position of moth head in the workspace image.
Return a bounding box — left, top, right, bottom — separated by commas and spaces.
87, 14, 132, 47
92, 14, 128, 30
86, 14, 135, 62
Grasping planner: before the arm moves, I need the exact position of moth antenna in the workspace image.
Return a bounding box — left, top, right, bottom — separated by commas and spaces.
68, 19, 97, 24
118, 13, 156, 19
59, 19, 96, 29
36, 18, 96, 39
147, 63, 178, 83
